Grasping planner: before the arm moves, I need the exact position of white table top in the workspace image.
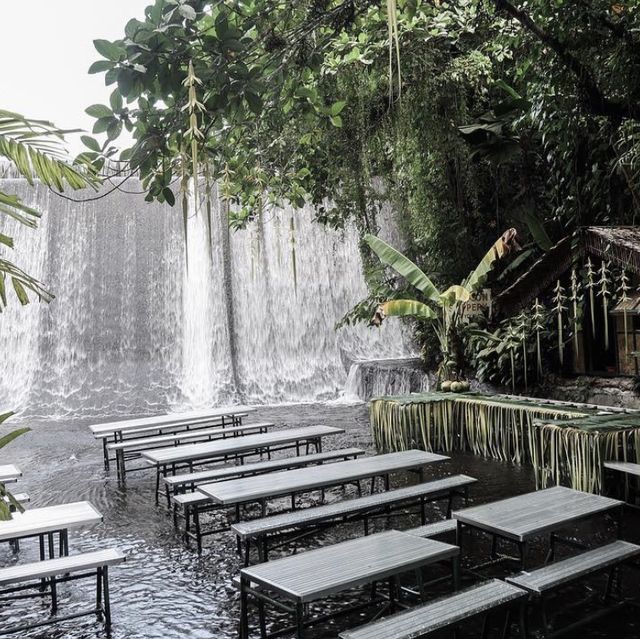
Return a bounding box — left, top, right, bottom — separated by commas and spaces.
0, 501, 103, 542
141, 425, 344, 466
200, 450, 448, 505
90, 406, 256, 436
241, 530, 458, 602
0, 464, 22, 483
453, 486, 622, 542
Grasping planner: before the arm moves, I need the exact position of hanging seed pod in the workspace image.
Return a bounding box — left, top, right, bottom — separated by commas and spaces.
552, 280, 567, 366
532, 298, 545, 377
585, 258, 596, 338
597, 261, 611, 350
617, 268, 631, 356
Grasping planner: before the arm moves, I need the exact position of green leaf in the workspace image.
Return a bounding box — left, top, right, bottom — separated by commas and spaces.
93, 39, 125, 62
463, 229, 520, 293
0, 411, 15, 425
381, 300, 437, 321
88, 60, 114, 74
80, 136, 101, 153
0, 427, 30, 451
330, 115, 343, 128
110, 90, 123, 112
85, 104, 112, 119
330, 101, 346, 116
117, 70, 134, 97
162, 187, 176, 206
365, 234, 441, 302
179, 4, 196, 20
107, 119, 123, 141
92, 117, 112, 134
245, 91, 263, 115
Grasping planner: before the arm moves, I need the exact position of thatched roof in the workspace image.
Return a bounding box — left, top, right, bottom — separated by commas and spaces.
495, 226, 640, 315
495, 236, 573, 315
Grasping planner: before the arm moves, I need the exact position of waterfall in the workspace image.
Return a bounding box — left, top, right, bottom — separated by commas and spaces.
0, 178, 414, 417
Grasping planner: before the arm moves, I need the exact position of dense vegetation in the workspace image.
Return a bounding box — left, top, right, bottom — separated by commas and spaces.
83, 0, 640, 379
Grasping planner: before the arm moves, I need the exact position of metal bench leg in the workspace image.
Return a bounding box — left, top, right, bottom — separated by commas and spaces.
50, 575, 58, 615
195, 509, 203, 555
244, 540, 251, 567
480, 612, 490, 639
446, 493, 454, 519
103, 439, 110, 471
295, 601, 305, 638
239, 577, 249, 639
258, 597, 267, 639
103, 566, 112, 632
491, 534, 499, 559
500, 608, 512, 639
539, 596, 550, 639
452, 556, 460, 590
96, 567, 104, 621
519, 600, 528, 638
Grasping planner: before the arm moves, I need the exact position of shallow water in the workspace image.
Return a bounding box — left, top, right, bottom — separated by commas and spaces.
1, 403, 637, 638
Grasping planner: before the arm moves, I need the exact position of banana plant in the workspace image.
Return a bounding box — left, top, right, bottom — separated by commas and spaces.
598, 260, 611, 350
366, 228, 520, 379
0, 411, 29, 521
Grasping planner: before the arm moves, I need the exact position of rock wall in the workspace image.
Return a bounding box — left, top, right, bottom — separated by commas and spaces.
540, 374, 640, 409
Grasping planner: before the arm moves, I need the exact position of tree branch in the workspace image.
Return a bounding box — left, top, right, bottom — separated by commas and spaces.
494, 0, 640, 121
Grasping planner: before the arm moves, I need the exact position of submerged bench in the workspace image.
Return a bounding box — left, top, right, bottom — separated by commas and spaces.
506, 540, 640, 637
166, 447, 365, 509
0, 549, 126, 635
232, 475, 476, 564
339, 579, 527, 639
109, 421, 273, 481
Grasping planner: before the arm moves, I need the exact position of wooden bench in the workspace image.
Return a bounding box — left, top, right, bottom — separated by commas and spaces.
166, 447, 365, 509
339, 579, 527, 639
0, 549, 126, 635
604, 460, 640, 504
506, 540, 640, 637
404, 518, 458, 539
232, 475, 476, 564
90, 407, 254, 470
109, 422, 273, 480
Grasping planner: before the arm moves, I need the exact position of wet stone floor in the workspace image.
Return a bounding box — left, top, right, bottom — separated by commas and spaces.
1, 402, 639, 638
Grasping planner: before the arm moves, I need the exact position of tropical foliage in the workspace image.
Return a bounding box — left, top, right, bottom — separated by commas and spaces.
0, 110, 97, 310
0, 411, 29, 521
365, 228, 520, 380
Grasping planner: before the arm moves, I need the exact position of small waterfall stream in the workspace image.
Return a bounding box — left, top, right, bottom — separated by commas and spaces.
0, 179, 413, 417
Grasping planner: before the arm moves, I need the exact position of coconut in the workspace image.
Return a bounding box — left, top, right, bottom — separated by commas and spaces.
440, 380, 452, 392
450, 381, 462, 393
459, 380, 470, 392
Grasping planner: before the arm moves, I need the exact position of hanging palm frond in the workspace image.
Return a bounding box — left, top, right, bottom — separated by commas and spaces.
569, 268, 582, 360
597, 260, 611, 350
585, 258, 596, 338
532, 298, 545, 377
552, 279, 567, 366
618, 268, 631, 356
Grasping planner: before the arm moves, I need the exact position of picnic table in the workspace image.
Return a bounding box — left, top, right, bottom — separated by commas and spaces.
0, 501, 103, 559
453, 486, 623, 569
143, 425, 344, 503
239, 529, 460, 638
200, 450, 447, 515
0, 464, 22, 484
90, 406, 255, 470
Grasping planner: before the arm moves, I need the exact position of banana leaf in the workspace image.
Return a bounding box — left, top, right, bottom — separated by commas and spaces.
464, 228, 520, 293
364, 234, 441, 302
440, 285, 470, 305
381, 299, 437, 321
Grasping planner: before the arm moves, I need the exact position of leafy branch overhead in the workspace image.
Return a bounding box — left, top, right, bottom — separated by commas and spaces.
0, 110, 98, 311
